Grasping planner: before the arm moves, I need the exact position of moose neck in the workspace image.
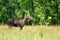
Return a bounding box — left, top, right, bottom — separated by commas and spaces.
23, 16, 27, 22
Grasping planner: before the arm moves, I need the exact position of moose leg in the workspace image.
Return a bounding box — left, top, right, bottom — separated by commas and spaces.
8, 23, 14, 29
19, 25, 24, 30
20, 26, 23, 30
8, 25, 13, 29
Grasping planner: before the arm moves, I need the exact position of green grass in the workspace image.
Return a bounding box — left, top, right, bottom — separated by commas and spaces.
0, 25, 60, 40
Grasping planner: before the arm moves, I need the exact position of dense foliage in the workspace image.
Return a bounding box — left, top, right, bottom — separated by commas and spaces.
0, 0, 59, 25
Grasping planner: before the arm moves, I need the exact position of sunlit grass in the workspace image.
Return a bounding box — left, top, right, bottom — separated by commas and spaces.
0, 25, 60, 40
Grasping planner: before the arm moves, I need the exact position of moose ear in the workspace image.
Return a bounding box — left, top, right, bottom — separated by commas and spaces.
25, 13, 27, 16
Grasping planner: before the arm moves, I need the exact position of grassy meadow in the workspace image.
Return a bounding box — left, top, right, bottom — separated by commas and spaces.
0, 25, 60, 40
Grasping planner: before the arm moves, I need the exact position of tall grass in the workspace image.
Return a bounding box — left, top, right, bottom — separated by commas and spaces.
0, 25, 60, 40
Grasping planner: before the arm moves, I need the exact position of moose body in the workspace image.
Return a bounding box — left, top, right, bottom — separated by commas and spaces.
7, 13, 33, 30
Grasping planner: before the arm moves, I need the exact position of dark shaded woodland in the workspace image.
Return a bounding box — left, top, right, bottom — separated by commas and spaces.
0, 0, 59, 25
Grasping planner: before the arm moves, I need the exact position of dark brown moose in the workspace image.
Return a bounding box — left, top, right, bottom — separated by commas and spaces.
7, 13, 33, 30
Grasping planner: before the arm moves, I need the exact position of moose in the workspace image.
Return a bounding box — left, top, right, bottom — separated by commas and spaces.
7, 12, 33, 30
